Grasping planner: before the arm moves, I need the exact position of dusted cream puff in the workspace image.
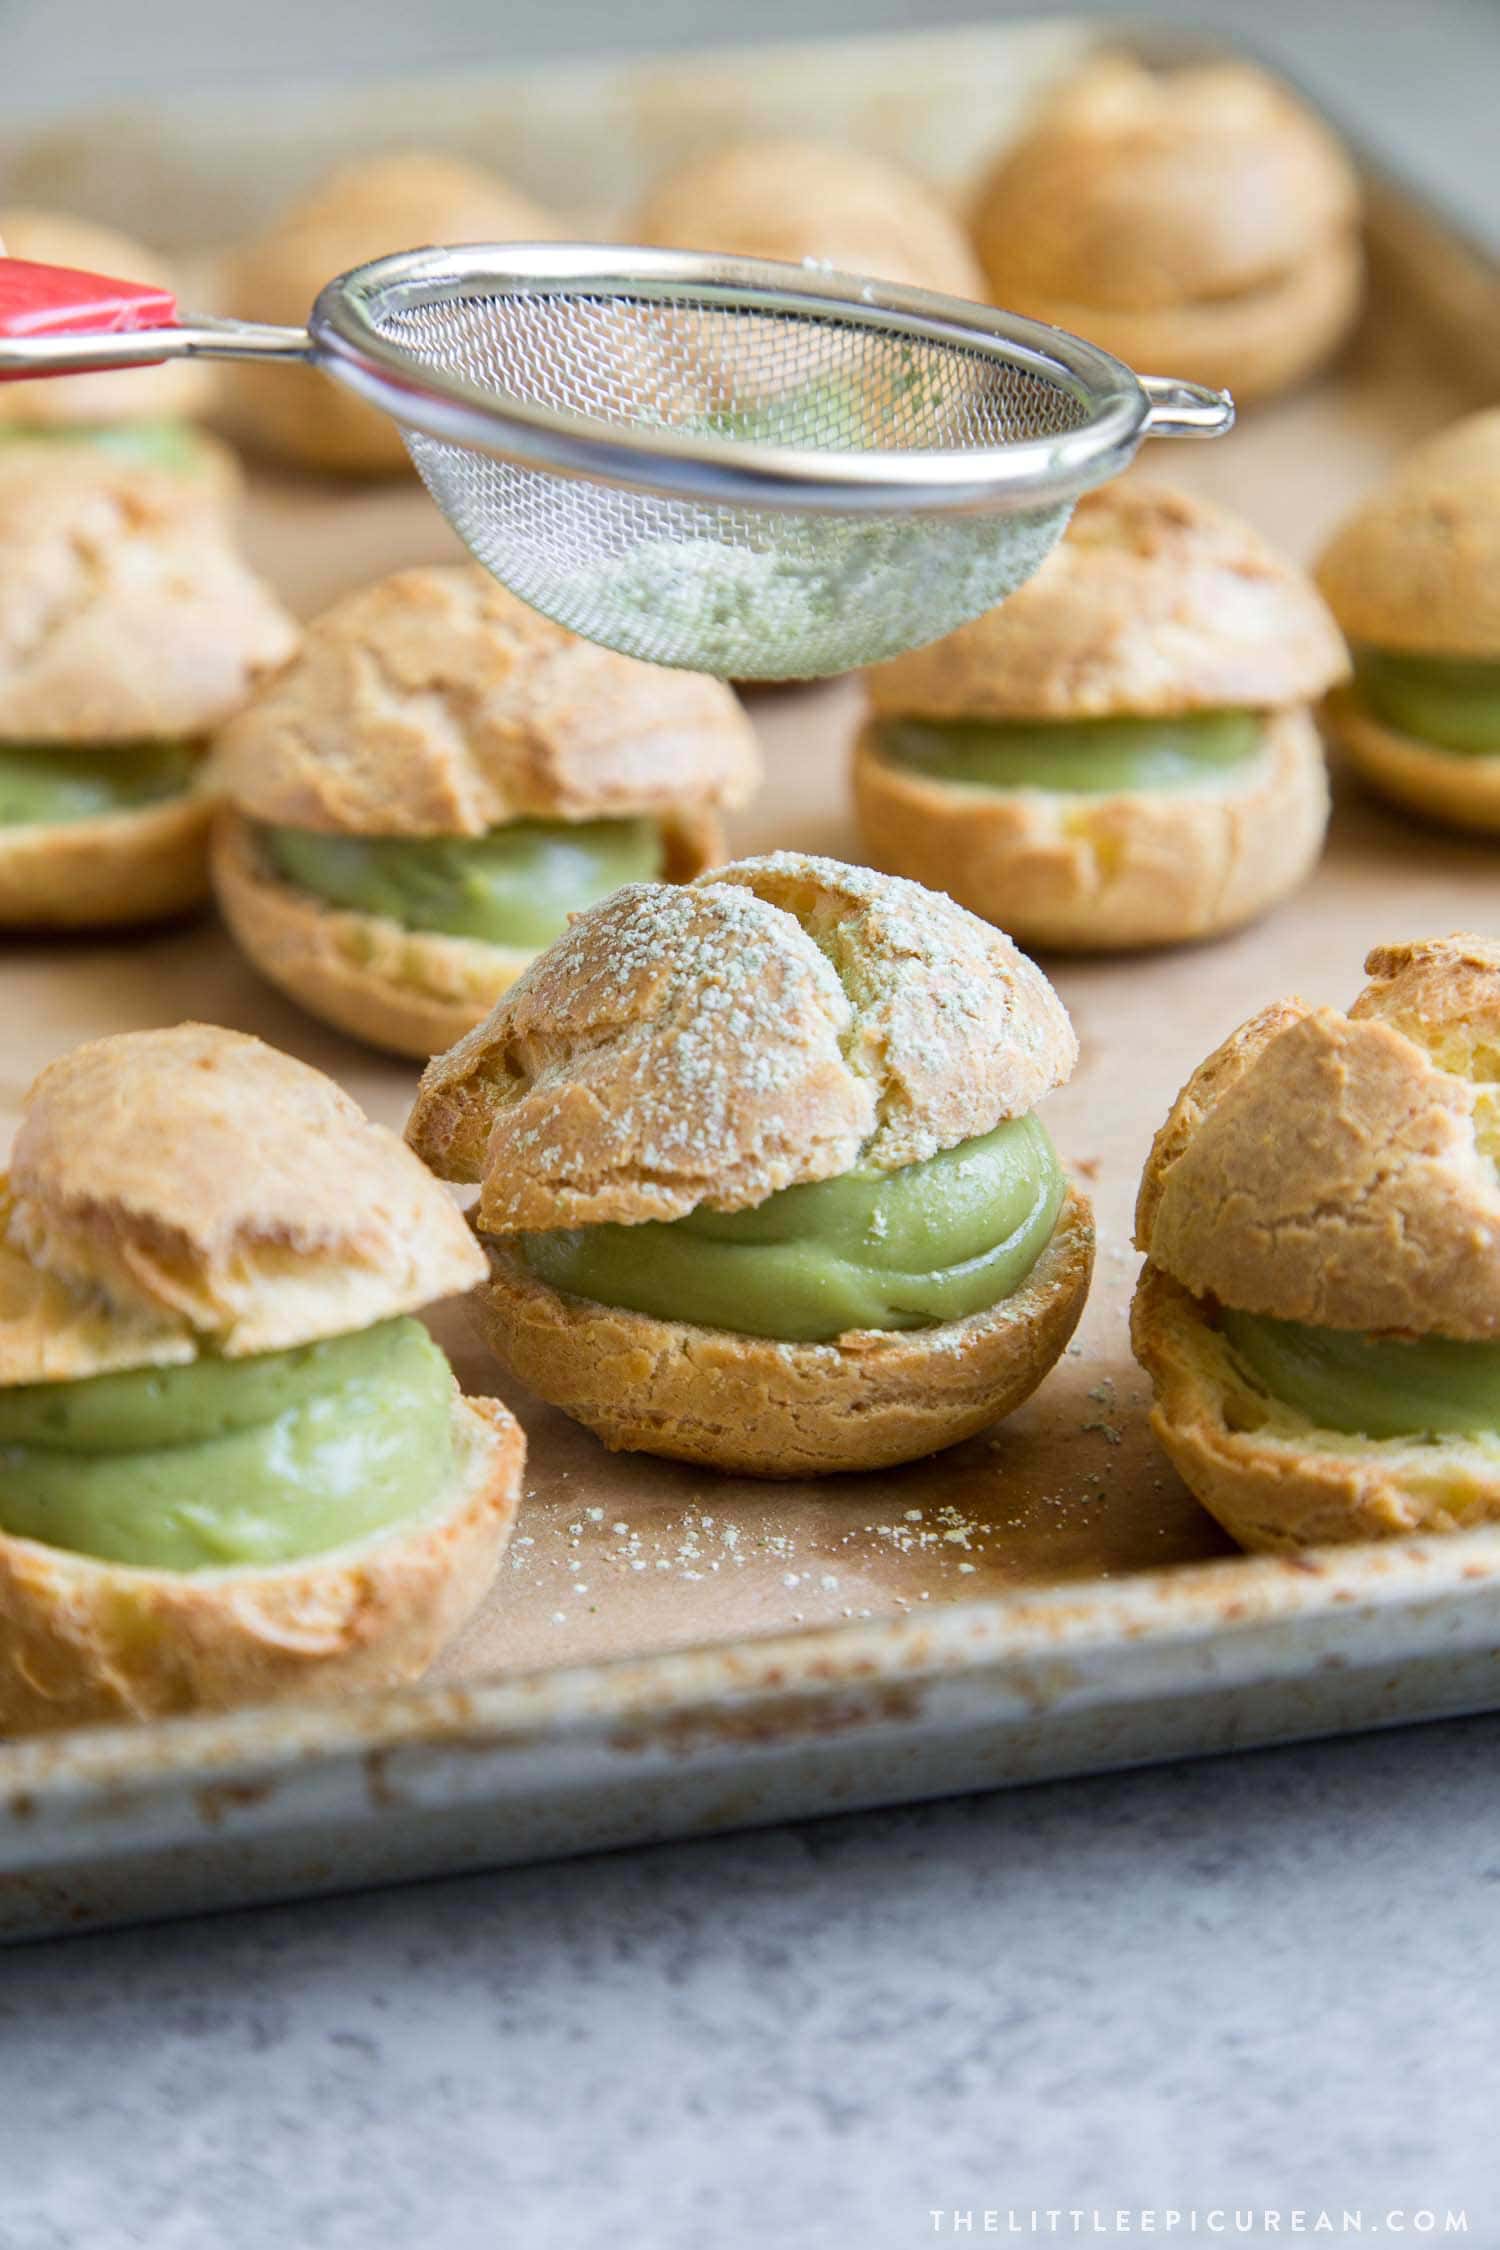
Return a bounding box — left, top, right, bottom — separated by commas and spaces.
1317, 409, 1500, 833
855, 483, 1345, 952
970, 55, 1362, 405
1133, 936, 1500, 1552
407, 853, 1093, 1478
634, 137, 986, 299
0, 1023, 524, 1733
0, 208, 222, 480
0, 450, 297, 930
211, 566, 761, 1058
221, 153, 562, 475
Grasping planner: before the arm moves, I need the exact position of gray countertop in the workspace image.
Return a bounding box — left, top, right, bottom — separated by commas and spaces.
2, 4, 1500, 2243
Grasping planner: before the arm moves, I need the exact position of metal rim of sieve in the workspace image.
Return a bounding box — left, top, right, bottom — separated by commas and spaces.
306, 244, 1231, 520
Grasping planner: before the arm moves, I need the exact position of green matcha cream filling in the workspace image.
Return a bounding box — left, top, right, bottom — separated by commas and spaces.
263, 817, 664, 950
1354, 648, 1500, 756
1223, 1308, 1500, 1441
0, 419, 211, 476
0, 743, 195, 827
519, 1113, 1066, 1345
0, 1317, 454, 1571
875, 711, 1265, 795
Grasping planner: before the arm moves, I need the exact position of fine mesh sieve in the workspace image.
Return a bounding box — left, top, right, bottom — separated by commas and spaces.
0, 243, 1234, 678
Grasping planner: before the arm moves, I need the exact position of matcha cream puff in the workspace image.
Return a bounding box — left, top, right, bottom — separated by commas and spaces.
1317, 409, 1500, 833
221, 153, 562, 476
970, 54, 1362, 406
0, 450, 297, 930
634, 138, 985, 299
212, 566, 761, 1058
407, 852, 1093, 1477
0, 1023, 524, 1733
1133, 935, 1500, 1551
856, 482, 1346, 951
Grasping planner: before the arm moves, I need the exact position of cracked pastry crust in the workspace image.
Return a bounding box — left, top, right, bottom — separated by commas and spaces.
0, 786, 213, 930
866, 485, 1351, 723
853, 705, 1328, 952
0, 1024, 520, 1731
0, 450, 298, 743
634, 137, 986, 299
0, 1392, 524, 1735
409, 852, 1088, 1474
221, 154, 564, 474
479, 1186, 1092, 1477
2, 1023, 487, 1375
408, 852, 1078, 1230
1133, 936, 1500, 1548
970, 54, 1362, 404
858, 484, 1344, 948
0, 208, 209, 429
211, 567, 760, 836
212, 800, 726, 1060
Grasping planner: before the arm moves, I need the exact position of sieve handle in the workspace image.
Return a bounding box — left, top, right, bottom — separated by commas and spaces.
1140, 376, 1236, 439
0, 258, 309, 378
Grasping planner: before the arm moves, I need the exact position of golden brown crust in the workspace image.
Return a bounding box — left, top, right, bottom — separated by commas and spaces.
0, 787, 212, 931
1315, 409, 1500, 656
408, 853, 1078, 1230
0, 208, 208, 428
479, 1186, 1091, 1476
971, 54, 1359, 310
852, 706, 1328, 951
1325, 685, 1500, 834
867, 483, 1350, 722
0, 1393, 525, 1735
212, 567, 760, 836
634, 137, 985, 298
987, 229, 1364, 408
5, 1024, 486, 1372
1135, 936, 1500, 1338
221, 154, 562, 475
1132, 1262, 1500, 1552
0, 450, 298, 742
211, 802, 726, 1061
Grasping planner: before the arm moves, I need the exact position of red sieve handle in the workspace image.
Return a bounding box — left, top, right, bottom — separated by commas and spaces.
0, 257, 179, 379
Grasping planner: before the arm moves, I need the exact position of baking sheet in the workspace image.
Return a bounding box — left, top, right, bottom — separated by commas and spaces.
1, 18, 1499, 1940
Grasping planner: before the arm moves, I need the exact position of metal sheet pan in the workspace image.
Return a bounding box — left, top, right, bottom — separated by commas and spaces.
2, 18, 1498, 1943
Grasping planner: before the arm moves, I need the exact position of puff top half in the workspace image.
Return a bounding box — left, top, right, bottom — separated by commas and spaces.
633, 137, 985, 299
867, 483, 1349, 722
212, 566, 761, 834
408, 852, 1077, 1232
0, 1024, 485, 1383
971, 55, 1359, 311
0, 451, 297, 742
1316, 409, 1500, 657
1136, 935, 1500, 1339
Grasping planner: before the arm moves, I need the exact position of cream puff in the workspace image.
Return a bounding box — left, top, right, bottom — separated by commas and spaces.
1133, 935, 1500, 1552
407, 852, 1093, 1477
0, 1022, 524, 1733
220, 153, 562, 476
634, 137, 986, 299
970, 55, 1362, 405
211, 566, 760, 1058
0, 208, 222, 480
0, 449, 297, 930
855, 482, 1346, 951
1317, 409, 1500, 833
